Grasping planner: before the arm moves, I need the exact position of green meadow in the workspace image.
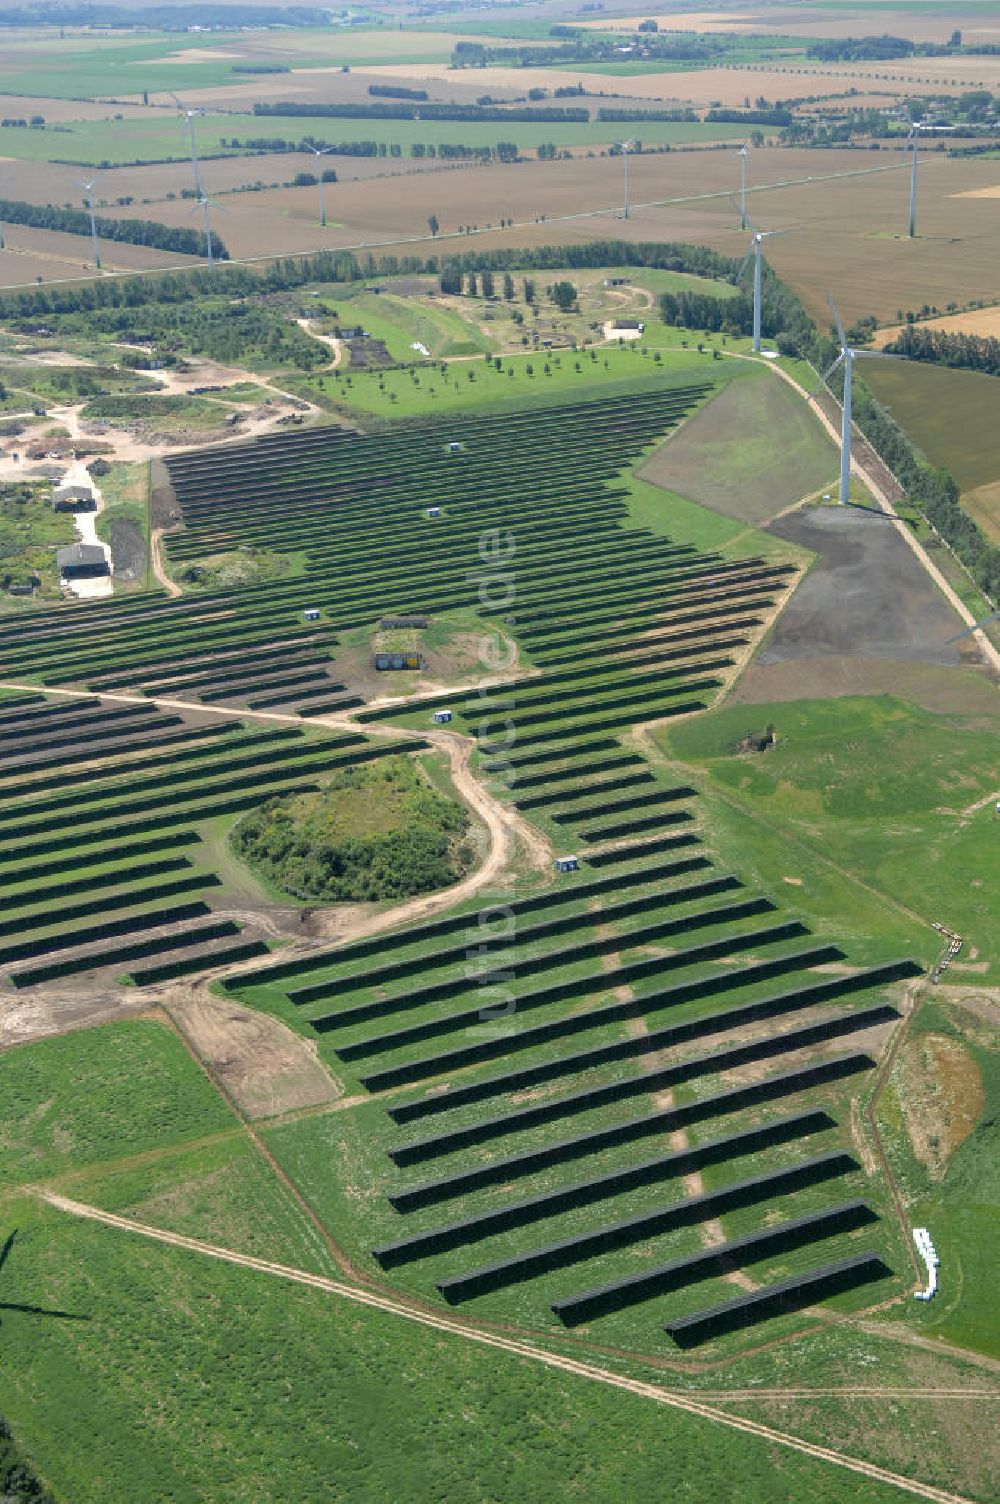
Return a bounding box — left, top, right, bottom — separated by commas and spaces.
0, 1197, 923, 1504
290, 338, 746, 421
0, 114, 744, 168
657, 694, 1000, 976
862, 359, 1000, 495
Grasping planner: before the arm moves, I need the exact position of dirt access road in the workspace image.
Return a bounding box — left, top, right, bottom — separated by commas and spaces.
0, 676, 551, 968
34, 1191, 980, 1504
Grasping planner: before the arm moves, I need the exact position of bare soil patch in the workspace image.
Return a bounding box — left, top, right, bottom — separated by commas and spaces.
107, 514, 145, 582
751, 508, 968, 673
0, 980, 150, 1049
896, 1032, 984, 1179
732, 656, 999, 716
162, 985, 341, 1120
0, 222, 199, 289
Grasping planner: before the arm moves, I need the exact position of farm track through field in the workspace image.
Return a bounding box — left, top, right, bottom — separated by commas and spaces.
150, 528, 182, 597
28, 1190, 984, 1504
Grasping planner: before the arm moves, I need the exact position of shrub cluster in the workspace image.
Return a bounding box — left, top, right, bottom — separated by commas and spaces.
230, 755, 471, 903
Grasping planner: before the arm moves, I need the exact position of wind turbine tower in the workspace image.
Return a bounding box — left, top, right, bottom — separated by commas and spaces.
304, 142, 333, 226
171, 92, 204, 199
194, 193, 219, 268
822, 295, 895, 505
738, 142, 750, 230
81, 179, 101, 270
619, 140, 635, 219
737, 211, 793, 354
907, 121, 923, 239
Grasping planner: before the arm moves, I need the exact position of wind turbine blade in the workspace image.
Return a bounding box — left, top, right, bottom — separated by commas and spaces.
728, 192, 756, 232
945, 608, 1000, 644
827, 293, 847, 348
819, 352, 845, 384
760, 225, 796, 239
736, 251, 752, 280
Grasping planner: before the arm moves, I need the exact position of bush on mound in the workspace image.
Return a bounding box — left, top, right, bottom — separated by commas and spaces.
230, 755, 472, 902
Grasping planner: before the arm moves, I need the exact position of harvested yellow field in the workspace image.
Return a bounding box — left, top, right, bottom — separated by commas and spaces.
354, 59, 954, 107
0, 94, 155, 121
872, 304, 1000, 346
571, 7, 1000, 43
964, 480, 1000, 544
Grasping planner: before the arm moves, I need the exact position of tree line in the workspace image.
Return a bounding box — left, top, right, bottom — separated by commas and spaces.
0, 197, 227, 260
369, 84, 428, 101
884, 325, 1000, 378
852, 378, 1000, 600
706, 107, 793, 126
596, 107, 697, 122
227, 135, 523, 162
252, 101, 590, 123
0, 239, 750, 324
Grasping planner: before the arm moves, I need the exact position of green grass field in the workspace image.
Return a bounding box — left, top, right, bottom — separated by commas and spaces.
639, 365, 838, 526
337, 290, 495, 361
0, 114, 745, 168
0, 1021, 236, 1188
0, 30, 455, 101
0, 1196, 925, 1504
862, 359, 1000, 494
290, 339, 740, 420
657, 694, 1000, 977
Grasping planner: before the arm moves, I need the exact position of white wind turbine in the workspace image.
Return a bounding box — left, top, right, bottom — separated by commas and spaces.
303, 142, 334, 226
738, 141, 750, 230
80, 178, 101, 270
618, 140, 635, 219
192, 192, 222, 268
171, 92, 204, 199
735, 206, 794, 353
907, 120, 925, 239
821, 294, 897, 505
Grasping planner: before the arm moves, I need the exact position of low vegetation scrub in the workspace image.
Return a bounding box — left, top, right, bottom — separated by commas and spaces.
0, 1416, 55, 1504
180, 547, 288, 590
0, 480, 76, 597
230, 756, 472, 902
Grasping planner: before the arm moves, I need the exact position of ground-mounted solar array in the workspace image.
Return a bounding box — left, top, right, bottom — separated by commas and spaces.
2, 388, 922, 1349
0, 688, 423, 986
